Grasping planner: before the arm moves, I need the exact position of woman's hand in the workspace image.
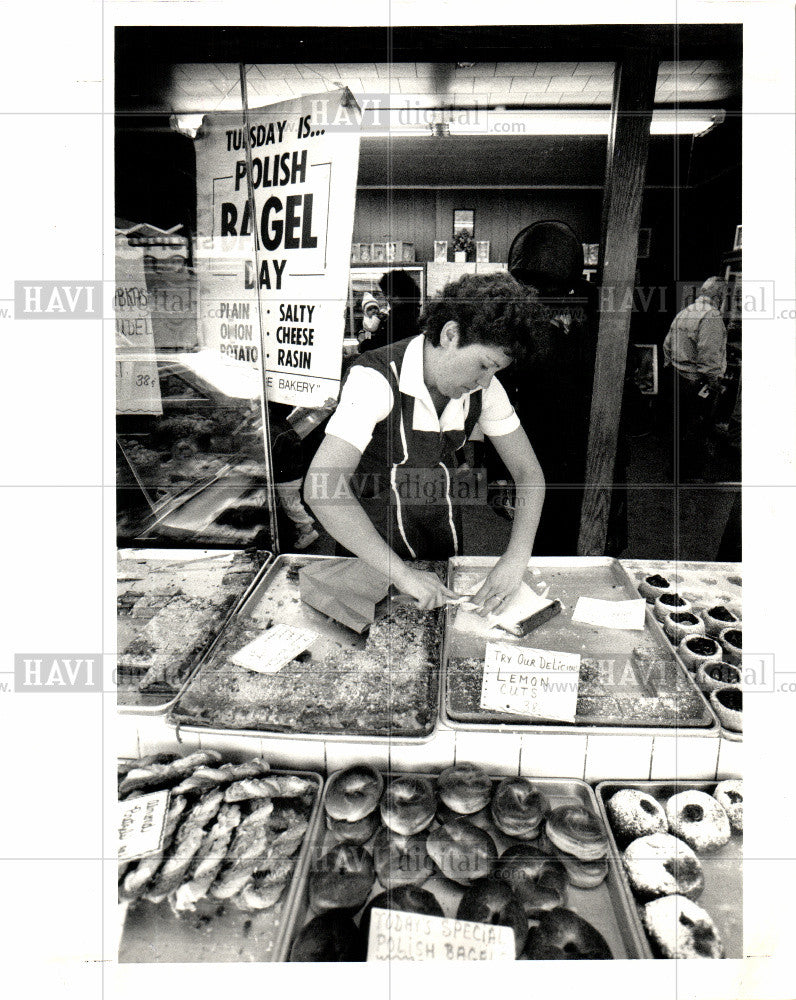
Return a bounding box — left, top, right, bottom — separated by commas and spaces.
472, 553, 527, 617
393, 565, 458, 610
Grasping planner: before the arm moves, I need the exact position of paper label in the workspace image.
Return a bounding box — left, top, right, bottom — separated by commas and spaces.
118, 789, 170, 861
366, 908, 515, 962
572, 596, 646, 631
480, 641, 581, 722
230, 623, 317, 673
115, 239, 163, 415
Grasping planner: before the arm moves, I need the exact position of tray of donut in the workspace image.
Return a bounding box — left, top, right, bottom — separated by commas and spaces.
595, 779, 743, 959
285, 763, 649, 961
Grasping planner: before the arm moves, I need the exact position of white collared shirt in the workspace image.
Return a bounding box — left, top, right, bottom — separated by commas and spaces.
326, 335, 520, 454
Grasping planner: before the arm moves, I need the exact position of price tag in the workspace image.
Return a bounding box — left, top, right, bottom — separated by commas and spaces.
118, 789, 170, 861
572, 596, 646, 631
366, 908, 515, 962
480, 641, 581, 723
230, 624, 318, 674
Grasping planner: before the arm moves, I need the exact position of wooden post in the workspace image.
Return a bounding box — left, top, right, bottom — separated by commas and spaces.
577, 52, 658, 556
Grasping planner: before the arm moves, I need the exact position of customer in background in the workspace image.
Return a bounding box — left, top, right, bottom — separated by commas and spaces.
662, 276, 728, 482
358, 269, 422, 353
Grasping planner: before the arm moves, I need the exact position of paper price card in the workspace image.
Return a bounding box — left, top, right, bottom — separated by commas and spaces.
572, 597, 646, 631
118, 789, 170, 861
230, 623, 318, 674
480, 641, 581, 723
367, 908, 515, 962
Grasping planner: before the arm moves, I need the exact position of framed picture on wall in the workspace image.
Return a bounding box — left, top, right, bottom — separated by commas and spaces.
434, 240, 448, 263
475, 241, 490, 263
453, 209, 474, 236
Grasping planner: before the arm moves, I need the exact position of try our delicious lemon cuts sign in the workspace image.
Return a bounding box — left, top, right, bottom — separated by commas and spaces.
194, 88, 361, 407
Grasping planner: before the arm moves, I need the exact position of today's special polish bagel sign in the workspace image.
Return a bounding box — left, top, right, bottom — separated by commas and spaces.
194, 88, 361, 406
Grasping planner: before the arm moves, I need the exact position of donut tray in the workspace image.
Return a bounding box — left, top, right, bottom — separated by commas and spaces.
168, 554, 443, 743
117, 760, 325, 963
117, 548, 272, 714
622, 560, 743, 743
595, 780, 743, 959
282, 771, 649, 961
441, 557, 720, 735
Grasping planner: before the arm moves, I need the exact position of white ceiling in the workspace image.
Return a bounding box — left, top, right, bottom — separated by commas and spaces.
168, 60, 739, 114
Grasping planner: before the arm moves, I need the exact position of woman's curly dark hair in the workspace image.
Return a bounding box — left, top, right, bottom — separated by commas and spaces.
419, 271, 549, 360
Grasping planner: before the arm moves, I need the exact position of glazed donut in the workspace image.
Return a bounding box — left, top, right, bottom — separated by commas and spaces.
666, 790, 731, 851
695, 661, 741, 695
710, 686, 743, 733
606, 788, 668, 844
557, 852, 609, 889
326, 809, 379, 846
496, 843, 567, 915
372, 827, 434, 889
290, 911, 365, 962
642, 894, 724, 958
437, 763, 493, 815
719, 627, 742, 666
623, 832, 705, 900
677, 635, 723, 673
490, 777, 549, 838
325, 764, 384, 822
545, 805, 608, 862
638, 574, 673, 603
702, 605, 740, 638
358, 885, 443, 943
654, 592, 693, 622
664, 611, 705, 645
713, 779, 743, 832
308, 843, 375, 914
426, 817, 497, 885
456, 877, 528, 957
380, 776, 435, 836
520, 907, 612, 960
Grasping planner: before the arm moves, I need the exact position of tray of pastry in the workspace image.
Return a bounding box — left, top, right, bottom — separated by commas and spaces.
169, 555, 444, 743
594, 779, 743, 959
117, 548, 271, 712
623, 560, 743, 742
441, 557, 719, 734
117, 751, 324, 963
283, 766, 648, 962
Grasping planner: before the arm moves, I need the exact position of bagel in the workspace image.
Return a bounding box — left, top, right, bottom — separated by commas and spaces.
437, 763, 493, 815
308, 843, 375, 914
665, 790, 731, 852
290, 911, 365, 962
654, 592, 693, 622
325, 764, 384, 822
695, 661, 741, 695
358, 885, 444, 944
520, 907, 612, 960
664, 611, 705, 645
426, 817, 497, 885
326, 809, 379, 846
372, 827, 434, 889
606, 788, 668, 844
496, 843, 567, 915
638, 574, 673, 603
702, 605, 740, 638
380, 776, 436, 836
677, 635, 723, 673
642, 894, 724, 958
710, 685, 742, 732
490, 777, 549, 838
713, 779, 743, 832
456, 877, 528, 957
557, 852, 609, 889
623, 832, 704, 900
545, 805, 608, 862
719, 627, 742, 666
436, 800, 490, 828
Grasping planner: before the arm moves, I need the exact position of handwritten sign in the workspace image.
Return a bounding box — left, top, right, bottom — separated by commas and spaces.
118, 789, 169, 861
480, 641, 581, 722
230, 623, 317, 674
366, 908, 515, 962
572, 597, 646, 631
115, 239, 163, 415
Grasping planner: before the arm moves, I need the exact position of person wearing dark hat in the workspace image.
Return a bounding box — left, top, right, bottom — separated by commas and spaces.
306, 272, 546, 611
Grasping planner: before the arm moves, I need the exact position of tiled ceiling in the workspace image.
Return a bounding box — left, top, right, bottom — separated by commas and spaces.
168, 60, 739, 114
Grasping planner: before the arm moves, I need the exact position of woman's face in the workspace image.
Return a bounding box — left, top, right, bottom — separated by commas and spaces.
435, 323, 512, 398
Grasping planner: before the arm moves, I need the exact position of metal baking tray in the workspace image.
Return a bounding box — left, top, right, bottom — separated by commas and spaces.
283, 770, 648, 961
622, 560, 743, 742
441, 557, 720, 735
595, 779, 743, 959
118, 764, 324, 963
169, 554, 443, 744
117, 548, 272, 715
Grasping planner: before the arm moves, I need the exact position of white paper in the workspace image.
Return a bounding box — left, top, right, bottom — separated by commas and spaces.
367, 908, 515, 962
458, 581, 552, 629
118, 789, 170, 861
480, 641, 581, 723
572, 596, 646, 631
230, 623, 318, 674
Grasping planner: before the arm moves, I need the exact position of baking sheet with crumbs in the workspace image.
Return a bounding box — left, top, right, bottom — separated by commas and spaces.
443, 557, 714, 730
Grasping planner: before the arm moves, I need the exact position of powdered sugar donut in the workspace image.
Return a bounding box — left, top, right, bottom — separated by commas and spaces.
666, 790, 731, 851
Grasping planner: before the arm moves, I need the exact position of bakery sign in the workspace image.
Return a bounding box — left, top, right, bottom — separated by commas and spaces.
194, 88, 361, 407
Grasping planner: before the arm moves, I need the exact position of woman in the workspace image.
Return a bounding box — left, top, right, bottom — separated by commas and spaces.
306, 272, 546, 612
